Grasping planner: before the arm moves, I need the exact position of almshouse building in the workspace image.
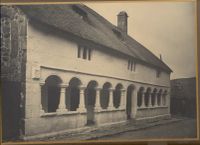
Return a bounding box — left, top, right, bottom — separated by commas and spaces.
1, 4, 172, 140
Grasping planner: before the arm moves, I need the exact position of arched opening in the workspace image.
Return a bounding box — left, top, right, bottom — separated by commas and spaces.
85, 81, 98, 125
145, 88, 151, 107
113, 84, 123, 108
100, 82, 112, 109
162, 90, 167, 106
151, 88, 157, 106
41, 75, 62, 113
68, 77, 82, 111
157, 89, 163, 106
137, 87, 144, 107
126, 85, 135, 119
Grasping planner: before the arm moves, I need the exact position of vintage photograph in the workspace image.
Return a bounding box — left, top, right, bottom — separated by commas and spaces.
1, 0, 198, 143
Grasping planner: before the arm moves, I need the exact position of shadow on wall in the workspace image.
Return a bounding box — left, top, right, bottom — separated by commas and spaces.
170, 77, 196, 118
2, 81, 21, 141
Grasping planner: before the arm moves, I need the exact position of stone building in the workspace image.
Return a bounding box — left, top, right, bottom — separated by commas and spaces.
1, 4, 172, 140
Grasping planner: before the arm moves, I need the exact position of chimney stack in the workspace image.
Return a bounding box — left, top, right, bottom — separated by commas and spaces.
117, 11, 128, 34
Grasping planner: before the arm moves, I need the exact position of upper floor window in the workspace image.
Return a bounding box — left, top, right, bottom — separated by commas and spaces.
77, 45, 92, 60
128, 59, 136, 72
156, 69, 161, 78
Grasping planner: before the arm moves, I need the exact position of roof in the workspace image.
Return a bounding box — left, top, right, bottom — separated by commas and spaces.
18, 4, 172, 72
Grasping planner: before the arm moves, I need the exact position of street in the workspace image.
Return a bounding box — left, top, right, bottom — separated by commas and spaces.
97, 118, 197, 140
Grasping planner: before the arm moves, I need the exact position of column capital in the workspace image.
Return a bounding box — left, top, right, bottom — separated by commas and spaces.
39, 81, 45, 86
95, 87, 102, 91
60, 83, 68, 88
79, 85, 86, 90
108, 88, 114, 91
121, 89, 126, 92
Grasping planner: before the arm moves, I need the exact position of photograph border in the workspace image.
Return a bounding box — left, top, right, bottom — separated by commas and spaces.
0, 0, 199, 145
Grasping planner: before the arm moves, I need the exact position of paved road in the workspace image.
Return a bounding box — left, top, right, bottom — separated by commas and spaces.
97, 118, 197, 140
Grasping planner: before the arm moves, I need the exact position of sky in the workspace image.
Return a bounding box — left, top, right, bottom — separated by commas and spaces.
85, 1, 196, 80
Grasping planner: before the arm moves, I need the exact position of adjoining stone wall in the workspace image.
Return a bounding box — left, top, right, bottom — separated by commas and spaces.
1, 5, 27, 82
170, 77, 196, 118
1, 5, 27, 140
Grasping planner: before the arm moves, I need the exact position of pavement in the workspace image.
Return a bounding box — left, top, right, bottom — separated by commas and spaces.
38, 116, 192, 141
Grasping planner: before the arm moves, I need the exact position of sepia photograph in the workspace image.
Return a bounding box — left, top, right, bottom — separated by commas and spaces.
1, 0, 199, 144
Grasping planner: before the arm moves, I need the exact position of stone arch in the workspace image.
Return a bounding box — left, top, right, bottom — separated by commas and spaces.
157, 89, 163, 106
41, 75, 62, 113
85, 80, 98, 125
113, 83, 124, 108
145, 87, 151, 107
126, 84, 136, 119
85, 80, 98, 107
151, 88, 158, 106
100, 82, 112, 109
137, 87, 145, 107
67, 77, 82, 111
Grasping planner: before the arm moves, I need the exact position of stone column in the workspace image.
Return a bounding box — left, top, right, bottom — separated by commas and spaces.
108, 88, 114, 110
57, 84, 68, 112
77, 86, 86, 113
141, 92, 145, 108
94, 87, 102, 111
160, 94, 163, 106
78, 45, 82, 58
39, 82, 45, 114
161, 93, 166, 106
83, 47, 87, 59
132, 87, 138, 118
120, 89, 126, 109
148, 93, 152, 107
166, 93, 169, 106
167, 90, 171, 114
155, 93, 158, 107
